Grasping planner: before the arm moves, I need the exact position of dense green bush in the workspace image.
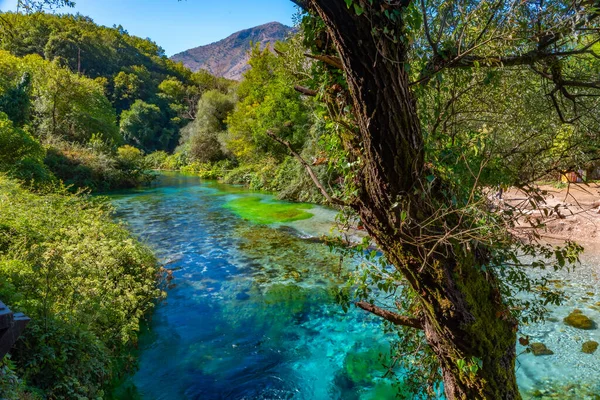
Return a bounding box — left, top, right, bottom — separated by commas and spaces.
0, 177, 164, 398
144, 150, 187, 170
144, 150, 170, 169
0, 112, 53, 184
44, 141, 153, 191
180, 159, 235, 179
0, 355, 39, 400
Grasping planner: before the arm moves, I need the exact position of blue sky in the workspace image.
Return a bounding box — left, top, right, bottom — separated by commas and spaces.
0, 0, 297, 56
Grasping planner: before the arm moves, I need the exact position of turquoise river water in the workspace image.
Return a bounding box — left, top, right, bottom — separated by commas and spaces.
110, 173, 600, 399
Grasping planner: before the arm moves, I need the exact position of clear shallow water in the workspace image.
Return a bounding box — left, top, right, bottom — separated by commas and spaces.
515, 252, 600, 398
109, 173, 600, 399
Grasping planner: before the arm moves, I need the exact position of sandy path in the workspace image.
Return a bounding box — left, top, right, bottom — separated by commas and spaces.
505, 183, 600, 254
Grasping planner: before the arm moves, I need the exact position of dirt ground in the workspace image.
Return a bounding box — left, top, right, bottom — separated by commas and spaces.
505, 182, 600, 254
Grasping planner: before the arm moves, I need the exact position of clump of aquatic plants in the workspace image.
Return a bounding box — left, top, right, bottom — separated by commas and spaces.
0, 177, 165, 398
225, 196, 314, 224
234, 223, 353, 285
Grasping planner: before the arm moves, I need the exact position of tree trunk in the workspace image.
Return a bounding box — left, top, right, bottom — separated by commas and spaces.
308, 1, 521, 398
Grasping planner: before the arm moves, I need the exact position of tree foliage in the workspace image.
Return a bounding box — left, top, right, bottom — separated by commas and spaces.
225, 44, 310, 162
120, 99, 174, 152
0, 111, 51, 183
0, 50, 119, 144
0, 12, 234, 155
178, 89, 235, 162
282, 1, 600, 398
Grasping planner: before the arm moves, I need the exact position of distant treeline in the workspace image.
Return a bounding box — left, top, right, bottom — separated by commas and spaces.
0, 12, 234, 190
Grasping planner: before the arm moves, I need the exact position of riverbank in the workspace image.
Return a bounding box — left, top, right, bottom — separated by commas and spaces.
507, 183, 600, 249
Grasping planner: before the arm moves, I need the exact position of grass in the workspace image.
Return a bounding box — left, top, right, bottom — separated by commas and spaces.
224, 196, 314, 224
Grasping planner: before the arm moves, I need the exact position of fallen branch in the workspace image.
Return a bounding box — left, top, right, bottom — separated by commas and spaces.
355, 301, 423, 330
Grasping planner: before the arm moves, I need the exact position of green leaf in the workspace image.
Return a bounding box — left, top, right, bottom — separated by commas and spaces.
353, 3, 364, 16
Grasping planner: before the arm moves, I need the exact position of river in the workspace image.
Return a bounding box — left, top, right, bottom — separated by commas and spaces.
110, 173, 600, 399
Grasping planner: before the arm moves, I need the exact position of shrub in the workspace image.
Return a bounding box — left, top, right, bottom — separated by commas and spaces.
0, 177, 164, 398
116, 144, 144, 167
0, 112, 53, 184
180, 159, 235, 179
44, 141, 153, 191
162, 152, 187, 170
144, 150, 170, 169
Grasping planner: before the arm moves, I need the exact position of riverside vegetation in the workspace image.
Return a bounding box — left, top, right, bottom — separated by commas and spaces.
1, 0, 600, 399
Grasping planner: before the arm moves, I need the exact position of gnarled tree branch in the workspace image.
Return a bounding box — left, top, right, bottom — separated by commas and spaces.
294, 84, 318, 96
304, 52, 343, 69
355, 301, 423, 330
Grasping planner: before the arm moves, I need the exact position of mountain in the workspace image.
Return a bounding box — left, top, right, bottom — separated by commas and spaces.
170, 22, 294, 81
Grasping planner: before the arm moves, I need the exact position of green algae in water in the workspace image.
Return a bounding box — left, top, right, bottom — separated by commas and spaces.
225, 196, 314, 224
343, 344, 391, 385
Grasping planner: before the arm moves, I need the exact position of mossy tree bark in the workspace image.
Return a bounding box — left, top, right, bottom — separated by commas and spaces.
306, 1, 521, 398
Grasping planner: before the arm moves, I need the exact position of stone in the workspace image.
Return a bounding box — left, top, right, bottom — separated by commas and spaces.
530, 342, 554, 356
563, 310, 595, 329
582, 340, 598, 354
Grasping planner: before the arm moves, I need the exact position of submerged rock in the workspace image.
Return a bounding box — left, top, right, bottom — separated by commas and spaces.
530, 342, 554, 356
582, 340, 598, 354
563, 310, 595, 330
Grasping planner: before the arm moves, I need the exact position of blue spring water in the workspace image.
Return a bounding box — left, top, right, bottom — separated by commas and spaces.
110, 173, 400, 400
110, 173, 600, 399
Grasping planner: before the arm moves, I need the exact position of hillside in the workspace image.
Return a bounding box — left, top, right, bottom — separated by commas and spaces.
171, 22, 293, 80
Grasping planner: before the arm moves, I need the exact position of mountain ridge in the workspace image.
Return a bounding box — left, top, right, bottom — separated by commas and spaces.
170, 21, 294, 81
